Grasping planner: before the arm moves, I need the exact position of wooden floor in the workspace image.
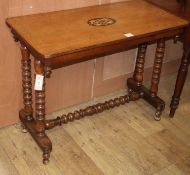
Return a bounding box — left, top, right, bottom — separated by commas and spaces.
0, 73, 190, 175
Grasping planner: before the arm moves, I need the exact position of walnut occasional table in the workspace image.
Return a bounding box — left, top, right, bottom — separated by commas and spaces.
6, 0, 189, 164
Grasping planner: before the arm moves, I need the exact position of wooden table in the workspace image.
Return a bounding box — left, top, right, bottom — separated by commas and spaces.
146, 0, 190, 117
6, 0, 189, 164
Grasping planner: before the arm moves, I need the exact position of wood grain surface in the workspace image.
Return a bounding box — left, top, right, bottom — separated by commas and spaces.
6, 0, 188, 59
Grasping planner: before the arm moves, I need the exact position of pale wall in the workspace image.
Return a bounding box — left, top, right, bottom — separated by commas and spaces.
0, 0, 183, 127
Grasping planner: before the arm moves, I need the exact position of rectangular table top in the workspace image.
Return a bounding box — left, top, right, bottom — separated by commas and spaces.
6, 0, 189, 68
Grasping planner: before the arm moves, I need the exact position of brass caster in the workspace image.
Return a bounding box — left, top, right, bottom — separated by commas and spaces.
43, 152, 50, 165
21, 123, 28, 133
128, 88, 133, 95
43, 159, 49, 165
140, 91, 144, 98
154, 110, 162, 121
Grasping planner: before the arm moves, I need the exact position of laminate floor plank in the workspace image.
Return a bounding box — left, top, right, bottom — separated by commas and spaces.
112, 102, 164, 137
48, 127, 105, 175
153, 164, 186, 175
146, 129, 190, 164
175, 159, 190, 175
0, 125, 62, 175
63, 109, 171, 175
0, 144, 19, 175
63, 114, 144, 175
159, 116, 190, 146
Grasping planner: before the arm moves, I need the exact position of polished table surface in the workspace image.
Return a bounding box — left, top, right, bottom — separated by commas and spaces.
6, 0, 189, 164
6, 0, 188, 68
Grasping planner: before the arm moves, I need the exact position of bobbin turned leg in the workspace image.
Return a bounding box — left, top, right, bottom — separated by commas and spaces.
127, 41, 165, 120
150, 39, 165, 97
128, 43, 146, 97
128, 43, 147, 97
19, 45, 33, 133
150, 39, 165, 120
19, 50, 52, 164
128, 43, 147, 96
34, 59, 46, 137
34, 59, 52, 164
133, 44, 147, 87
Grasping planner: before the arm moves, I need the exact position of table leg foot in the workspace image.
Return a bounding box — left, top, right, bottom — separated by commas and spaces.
169, 110, 175, 118
19, 109, 52, 163
154, 108, 162, 121
21, 123, 28, 133
127, 78, 165, 120
43, 151, 50, 165
169, 97, 179, 117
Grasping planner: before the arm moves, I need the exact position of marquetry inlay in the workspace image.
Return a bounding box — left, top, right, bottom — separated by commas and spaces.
88, 17, 116, 26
